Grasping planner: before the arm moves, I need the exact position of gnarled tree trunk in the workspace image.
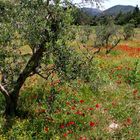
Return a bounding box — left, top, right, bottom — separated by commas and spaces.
5, 94, 18, 116
1, 42, 46, 117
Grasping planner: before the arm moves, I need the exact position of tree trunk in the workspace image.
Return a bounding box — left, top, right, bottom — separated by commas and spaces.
5, 94, 18, 117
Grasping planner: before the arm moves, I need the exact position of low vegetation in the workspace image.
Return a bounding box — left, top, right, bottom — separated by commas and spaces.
0, 0, 140, 139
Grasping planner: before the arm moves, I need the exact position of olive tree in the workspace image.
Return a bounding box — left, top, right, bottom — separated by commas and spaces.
0, 0, 103, 116
94, 21, 121, 54
123, 23, 135, 40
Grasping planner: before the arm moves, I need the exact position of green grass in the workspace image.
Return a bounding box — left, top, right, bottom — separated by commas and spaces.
0, 26, 140, 139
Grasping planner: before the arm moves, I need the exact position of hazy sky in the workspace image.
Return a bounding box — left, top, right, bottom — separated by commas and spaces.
73, 0, 140, 10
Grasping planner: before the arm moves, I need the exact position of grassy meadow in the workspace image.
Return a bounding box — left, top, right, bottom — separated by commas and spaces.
0, 26, 140, 140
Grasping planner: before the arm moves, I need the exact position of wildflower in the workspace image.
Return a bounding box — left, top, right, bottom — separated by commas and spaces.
44, 127, 49, 133
60, 124, 65, 129
67, 121, 75, 126
95, 104, 100, 109
71, 106, 75, 110
117, 66, 122, 70
126, 118, 132, 125
88, 107, 94, 111
109, 123, 118, 129
79, 136, 87, 140
63, 133, 68, 137
66, 101, 70, 106
69, 121, 75, 125
80, 100, 84, 103
133, 89, 138, 95
89, 121, 95, 127
75, 111, 84, 116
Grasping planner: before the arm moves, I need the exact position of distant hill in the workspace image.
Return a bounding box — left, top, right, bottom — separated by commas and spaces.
81, 8, 102, 16
81, 5, 135, 17
102, 5, 135, 15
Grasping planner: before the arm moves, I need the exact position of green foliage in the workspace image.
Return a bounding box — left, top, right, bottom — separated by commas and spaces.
0, 0, 107, 117
0, 0, 74, 90
93, 5, 140, 27
123, 24, 135, 40
114, 5, 140, 27
0, 0, 140, 139
94, 21, 121, 54
72, 8, 93, 25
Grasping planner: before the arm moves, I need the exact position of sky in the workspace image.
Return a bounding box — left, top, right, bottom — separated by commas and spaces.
73, 0, 140, 10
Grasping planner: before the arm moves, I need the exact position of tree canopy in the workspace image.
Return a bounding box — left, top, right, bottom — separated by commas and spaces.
0, 0, 104, 116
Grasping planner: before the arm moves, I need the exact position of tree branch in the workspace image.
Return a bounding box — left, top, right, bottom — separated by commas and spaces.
12, 43, 46, 97
0, 83, 9, 98
36, 71, 52, 81
106, 39, 121, 54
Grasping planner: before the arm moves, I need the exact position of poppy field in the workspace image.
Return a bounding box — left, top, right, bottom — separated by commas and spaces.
0, 27, 140, 140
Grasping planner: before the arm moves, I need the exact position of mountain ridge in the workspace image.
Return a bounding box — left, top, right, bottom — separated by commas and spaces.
81, 5, 135, 16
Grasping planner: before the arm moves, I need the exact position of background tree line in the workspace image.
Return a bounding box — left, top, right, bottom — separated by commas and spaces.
74, 5, 140, 27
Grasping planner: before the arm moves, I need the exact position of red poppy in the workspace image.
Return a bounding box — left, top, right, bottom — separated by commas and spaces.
90, 121, 95, 127
60, 124, 65, 129
69, 121, 75, 125
67, 121, 75, 126
80, 100, 84, 103
66, 101, 70, 105
63, 133, 68, 137
88, 107, 94, 111
133, 89, 138, 95
126, 118, 132, 125
75, 111, 84, 116
95, 104, 100, 109
44, 127, 49, 133
71, 106, 75, 110
79, 136, 87, 140
117, 66, 122, 70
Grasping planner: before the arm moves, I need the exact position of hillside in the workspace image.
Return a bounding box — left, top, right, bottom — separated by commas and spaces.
81, 8, 102, 16
81, 5, 135, 16
103, 5, 135, 15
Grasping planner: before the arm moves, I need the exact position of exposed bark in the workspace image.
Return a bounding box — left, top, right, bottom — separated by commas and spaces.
0, 84, 16, 116
3, 40, 47, 116
0, 83, 9, 99
5, 94, 17, 117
